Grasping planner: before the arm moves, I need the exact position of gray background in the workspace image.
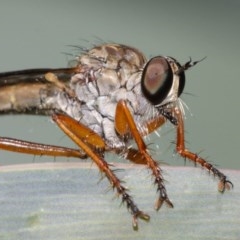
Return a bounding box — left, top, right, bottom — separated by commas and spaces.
0, 0, 239, 170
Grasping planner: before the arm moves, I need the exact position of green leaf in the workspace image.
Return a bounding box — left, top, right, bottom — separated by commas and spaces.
0, 163, 239, 240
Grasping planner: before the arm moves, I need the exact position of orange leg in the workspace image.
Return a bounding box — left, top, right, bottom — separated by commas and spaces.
115, 100, 173, 210
0, 106, 106, 160
0, 136, 86, 159
174, 107, 233, 192
122, 115, 167, 164
52, 113, 150, 230
123, 147, 147, 165
141, 115, 166, 136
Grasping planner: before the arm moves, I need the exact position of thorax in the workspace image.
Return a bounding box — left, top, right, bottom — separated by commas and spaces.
59, 44, 158, 148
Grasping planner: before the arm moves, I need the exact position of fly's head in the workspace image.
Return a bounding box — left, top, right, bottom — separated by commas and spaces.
141, 55, 205, 125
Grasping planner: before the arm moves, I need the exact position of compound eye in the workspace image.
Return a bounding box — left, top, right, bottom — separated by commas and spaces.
141, 57, 173, 105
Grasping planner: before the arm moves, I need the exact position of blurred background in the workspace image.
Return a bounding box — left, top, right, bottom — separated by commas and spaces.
0, 0, 239, 169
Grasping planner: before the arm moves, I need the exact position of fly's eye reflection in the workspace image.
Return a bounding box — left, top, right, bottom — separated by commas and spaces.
0, 43, 233, 230
141, 56, 173, 106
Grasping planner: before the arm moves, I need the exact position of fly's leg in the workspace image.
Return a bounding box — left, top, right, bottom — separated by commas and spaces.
174, 107, 233, 192
120, 116, 167, 164
115, 100, 173, 210
0, 137, 87, 159
52, 113, 150, 230
140, 114, 167, 136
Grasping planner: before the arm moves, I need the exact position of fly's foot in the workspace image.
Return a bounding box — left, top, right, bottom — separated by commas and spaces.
208, 166, 233, 192
121, 191, 150, 230
154, 176, 174, 210
132, 210, 150, 231
155, 196, 174, 210
218, 178, 234, 193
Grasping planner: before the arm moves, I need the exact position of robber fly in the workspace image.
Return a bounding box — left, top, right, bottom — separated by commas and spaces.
0, 43, 233, 230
